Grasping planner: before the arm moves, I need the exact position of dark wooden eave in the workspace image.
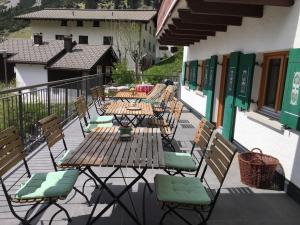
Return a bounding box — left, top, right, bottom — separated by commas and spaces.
157, 0, 295, 44
203, 0, 294, 6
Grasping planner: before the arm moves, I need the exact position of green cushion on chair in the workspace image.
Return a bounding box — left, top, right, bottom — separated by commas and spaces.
154, 174, 211, 205
164, 152, 197, 171
84, 122, 113, 133
15, 170, 79, 200
56, 149, 74, 166
89, 116, 113, 124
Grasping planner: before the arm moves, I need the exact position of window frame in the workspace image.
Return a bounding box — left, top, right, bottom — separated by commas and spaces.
258, 51, 289, 115
103, 36, 113, 45
93, 20, 100, 27
55, 35, 64, 40
77, 20, 83, 27
79, 35, 88, 44
61, 20, 67, 26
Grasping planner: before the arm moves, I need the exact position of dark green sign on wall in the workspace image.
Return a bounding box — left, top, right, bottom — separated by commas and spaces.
280, 48, 300, 131
205, 55, 218, 122
181, 62, 186, 85
235, 53, 256, 110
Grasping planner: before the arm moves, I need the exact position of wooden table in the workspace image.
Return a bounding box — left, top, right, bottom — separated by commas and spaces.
105, 102, 154, 127
114, 91, 147, 102
61, 126, 165, 225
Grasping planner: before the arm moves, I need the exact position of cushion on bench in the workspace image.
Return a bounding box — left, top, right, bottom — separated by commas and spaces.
84, 122, 113, 133
89, 115, 113, 124
164, 152, 197, 171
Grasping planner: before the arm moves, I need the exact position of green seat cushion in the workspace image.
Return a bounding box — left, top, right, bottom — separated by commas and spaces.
89, 116, 113, 124
164, 152, 197, 171
84, 122, 113, 133
15, 169, 79, 200
154, 174, 211, 205
56, 149, 74, 166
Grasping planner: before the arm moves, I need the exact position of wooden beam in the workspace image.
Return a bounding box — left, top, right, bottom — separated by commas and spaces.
178, 9, 243, 26
187, 0, 264, 18
203, 0, 294, 6
172, 18, 227, 32
159, 39, 195, 46
166, 26, 216, 36
161, 33, 207, 40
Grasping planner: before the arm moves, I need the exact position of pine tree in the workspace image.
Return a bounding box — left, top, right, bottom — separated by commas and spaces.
86, 0, 98, 9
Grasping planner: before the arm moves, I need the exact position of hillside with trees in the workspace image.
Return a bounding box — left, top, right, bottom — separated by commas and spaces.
0, 0, 160, 39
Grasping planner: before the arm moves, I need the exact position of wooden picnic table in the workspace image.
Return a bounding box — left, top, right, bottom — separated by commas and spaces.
61, 126, 165, 225
114, 91, 147, 102
105, 102, 154, 127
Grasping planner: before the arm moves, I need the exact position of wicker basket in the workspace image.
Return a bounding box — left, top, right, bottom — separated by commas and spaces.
238, 148, 279, 189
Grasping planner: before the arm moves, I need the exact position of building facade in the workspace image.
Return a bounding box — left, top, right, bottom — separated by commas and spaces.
16, 9, 157, 71
157, 0, 300, 201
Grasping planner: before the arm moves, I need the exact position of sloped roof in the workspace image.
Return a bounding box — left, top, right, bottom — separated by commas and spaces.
0, 39, 65, 64
49, 44, 115, 71
16, 9, 157, 22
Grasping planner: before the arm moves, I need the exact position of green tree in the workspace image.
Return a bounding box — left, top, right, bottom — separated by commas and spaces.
112, 60, 135, 85
86, 0, 98, 9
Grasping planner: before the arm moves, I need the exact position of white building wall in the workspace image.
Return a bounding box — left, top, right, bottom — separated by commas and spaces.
30, 19, 156, 71
181, 2, 300, 188
15, 64, 47, 87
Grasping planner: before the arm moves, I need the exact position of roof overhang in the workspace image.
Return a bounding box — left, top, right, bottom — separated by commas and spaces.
156, 0, 295, 46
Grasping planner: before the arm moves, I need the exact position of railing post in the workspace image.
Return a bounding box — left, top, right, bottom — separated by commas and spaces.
18, 90, 24, 144
85, 77, 88, 104
47, 86, 51, 115
65, 88, 68, 119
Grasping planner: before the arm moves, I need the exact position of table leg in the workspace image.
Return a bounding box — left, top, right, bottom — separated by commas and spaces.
86, 166, 146, 225
132, 168, 152, 193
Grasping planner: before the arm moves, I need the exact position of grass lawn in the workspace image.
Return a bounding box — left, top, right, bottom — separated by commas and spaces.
8, 26, 32, 39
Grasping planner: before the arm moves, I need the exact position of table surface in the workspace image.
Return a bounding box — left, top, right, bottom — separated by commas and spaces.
115, 91, 148, 99
105, 102, 154, 116
61, 126, 165, 168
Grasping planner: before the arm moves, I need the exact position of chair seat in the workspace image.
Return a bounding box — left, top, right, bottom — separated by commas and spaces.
89, 115, 113, 124
154, 174, 211, 205
164, 152, 197, 171
148, 118, 168, 127
56, 149, 74, 166
84, 122, 113, 133
14, 170, 79, 200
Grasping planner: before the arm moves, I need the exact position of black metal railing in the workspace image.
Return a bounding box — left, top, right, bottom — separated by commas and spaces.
0, 73, 179, 152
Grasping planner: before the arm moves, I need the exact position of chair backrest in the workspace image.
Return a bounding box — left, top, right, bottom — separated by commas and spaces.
205, 132, 237, 185
38, 114, 65, 149
194, 118, 215, 150
74, 96, 87, 119
146, 84, 166, 100
90, 87, 99, 101
0, 127, 26, 177
169, 97, 178, 113
173, 101, 184, 123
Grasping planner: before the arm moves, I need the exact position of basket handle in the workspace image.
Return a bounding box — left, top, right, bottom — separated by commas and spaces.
250, 148, 264, 164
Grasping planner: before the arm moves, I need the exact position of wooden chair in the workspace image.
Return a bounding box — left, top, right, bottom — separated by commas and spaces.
161, 101, 184, 151
38, 114, 98, 200
90, 86, 110, 116
0, 127, 80, 224
154, 132, 237, 225
164, 118, 215, 177
153, 89, 173, 119
74, 96, 113, 137
142, 83, 166, 103
148, 97, 178, 127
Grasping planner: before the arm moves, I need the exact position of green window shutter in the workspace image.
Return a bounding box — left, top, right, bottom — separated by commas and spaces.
234, 53, 256, 110
189, 60, 198, 90
280, 48, 300, 130
222, 52, 241, 140
203, 59, 210, 94
181, 62, 186, 85
205, 55, 218, 121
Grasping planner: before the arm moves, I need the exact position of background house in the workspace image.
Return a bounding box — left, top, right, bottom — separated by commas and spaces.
16, 9, 157, 72
157, 0, 300, 202
0, 34, 117, 87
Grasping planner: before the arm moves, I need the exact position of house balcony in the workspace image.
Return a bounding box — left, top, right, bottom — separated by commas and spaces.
0, 74, 299, 225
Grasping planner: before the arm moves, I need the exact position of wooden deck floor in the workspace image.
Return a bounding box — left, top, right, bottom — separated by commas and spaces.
0, 107, 300, 225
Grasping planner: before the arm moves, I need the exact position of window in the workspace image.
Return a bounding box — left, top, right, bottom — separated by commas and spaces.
93, 21, 100, 27
143, 39, 146, 48
149, 26, 151, 34
145, 24, 147, 30
159, 46, 168, 51
77, 20, 83, 27
55, 35, 64, 40
148, 42, 151, 51
197, 61, 206, 90
152, 44, 155, 53
61, 20, 67, 26
103, 36, 113, 45
258, 52, 288, 118
79, 35, 88, 44
105, 66, 112, 74
97, 65, 102, 74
